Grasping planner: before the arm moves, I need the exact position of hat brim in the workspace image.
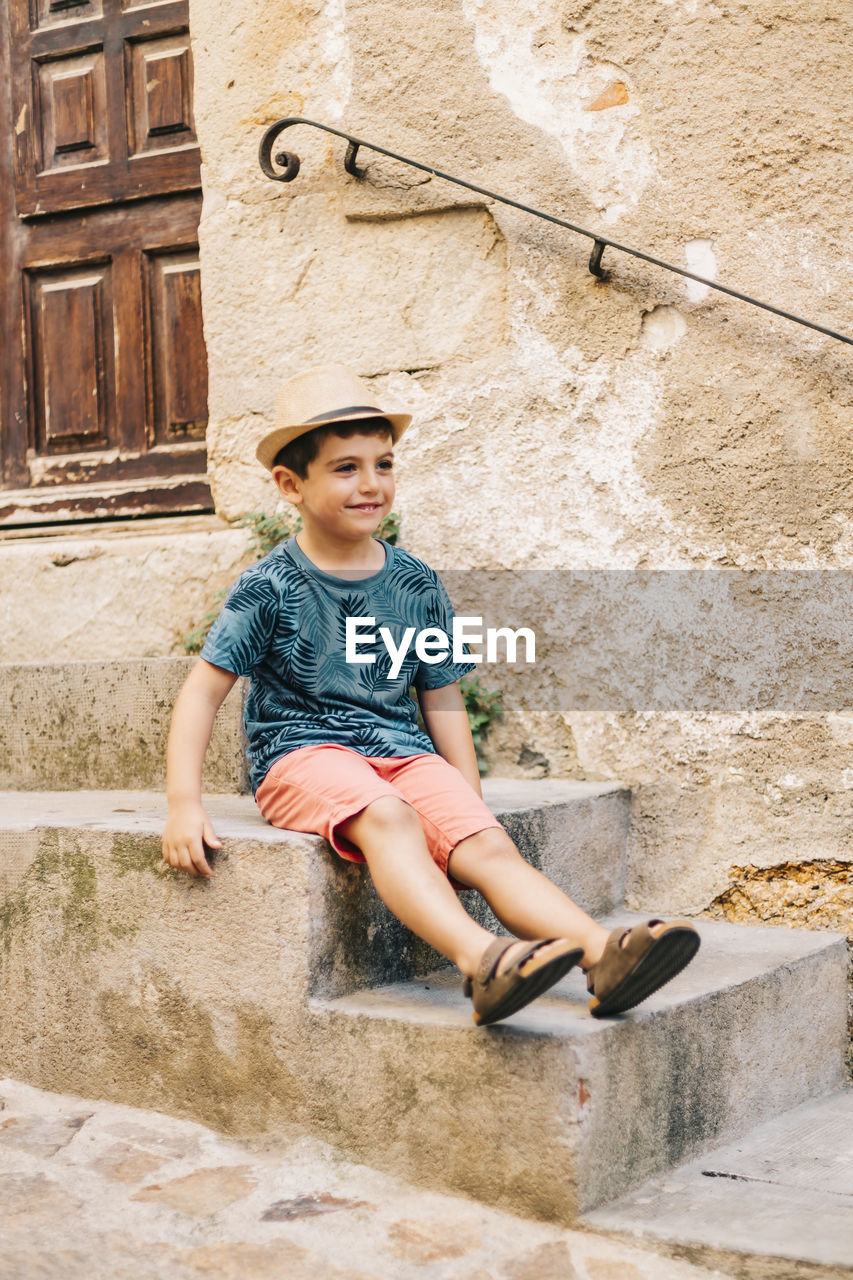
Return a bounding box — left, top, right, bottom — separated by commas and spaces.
256, 410, 411, 472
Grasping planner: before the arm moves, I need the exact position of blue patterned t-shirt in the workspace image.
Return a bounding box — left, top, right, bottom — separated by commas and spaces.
201, 538, 475, 792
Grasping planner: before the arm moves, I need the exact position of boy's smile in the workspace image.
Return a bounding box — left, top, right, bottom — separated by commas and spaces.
272, 429, 394, 561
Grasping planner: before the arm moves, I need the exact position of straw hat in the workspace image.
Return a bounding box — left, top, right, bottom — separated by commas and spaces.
256, 364, 412, 471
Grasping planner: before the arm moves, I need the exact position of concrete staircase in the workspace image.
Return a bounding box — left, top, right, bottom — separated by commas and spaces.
0, 659, 849, 1269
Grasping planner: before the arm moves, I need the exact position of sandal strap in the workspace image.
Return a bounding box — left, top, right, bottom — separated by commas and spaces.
466, 937, 581, 1025
468, 937, 565, 1007
463, 937, 514, 1001
475, 936, 516, 985
586, 920, 663, 997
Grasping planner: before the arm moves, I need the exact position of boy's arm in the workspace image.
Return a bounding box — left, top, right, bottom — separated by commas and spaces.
162, 658, 239, 878
418, 680, 482, 797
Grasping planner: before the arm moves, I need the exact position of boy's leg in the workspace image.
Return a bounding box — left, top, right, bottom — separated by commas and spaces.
361, 753, 610, 970
338, 797, 567, 980
257, 747, 583, 995
447, 827, 611, 970
339, 797, 498, 975
366, 752, 612, 962
340, 757, 697, 1014
448, 830, 701, 1013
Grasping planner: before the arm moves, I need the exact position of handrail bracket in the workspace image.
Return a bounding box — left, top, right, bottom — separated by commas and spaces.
344, 140, 364, 178
588, 239, 608, 280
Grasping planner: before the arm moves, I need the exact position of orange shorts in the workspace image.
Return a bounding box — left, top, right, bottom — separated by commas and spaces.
255, 743, 503, 877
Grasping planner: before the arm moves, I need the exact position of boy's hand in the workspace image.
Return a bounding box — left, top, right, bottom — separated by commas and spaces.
162, 802, 222, 878
162, 659, 237, 879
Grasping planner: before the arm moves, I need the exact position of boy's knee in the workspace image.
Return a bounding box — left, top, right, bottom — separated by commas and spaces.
448, 825, 519, 882
347, 794, 420, 836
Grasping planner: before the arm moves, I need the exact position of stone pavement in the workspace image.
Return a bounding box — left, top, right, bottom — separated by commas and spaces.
0, 1078, 730, 1280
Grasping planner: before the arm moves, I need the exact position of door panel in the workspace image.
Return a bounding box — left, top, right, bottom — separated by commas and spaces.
0, 0, 211, 526
36, 47, 110, 173
26, 260, 115, 450
127, 31, 196, 155
146, 248, 207, 443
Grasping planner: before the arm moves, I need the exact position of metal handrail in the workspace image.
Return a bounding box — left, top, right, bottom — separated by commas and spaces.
258, 116, 851, 348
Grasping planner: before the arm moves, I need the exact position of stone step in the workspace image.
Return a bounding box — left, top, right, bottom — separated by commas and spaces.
0, 780, 629, 994
310, 920, 847, 1222
583, 1088, 853, 1275
0, 516, 252, 663
2, 657, 637, 824
0, 659, 249, 794
0, 788, 846, 1227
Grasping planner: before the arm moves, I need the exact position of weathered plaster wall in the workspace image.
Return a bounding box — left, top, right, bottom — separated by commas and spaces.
188, 1, 852, 913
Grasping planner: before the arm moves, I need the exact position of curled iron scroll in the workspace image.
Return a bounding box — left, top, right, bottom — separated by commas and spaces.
258, 117, 368, 183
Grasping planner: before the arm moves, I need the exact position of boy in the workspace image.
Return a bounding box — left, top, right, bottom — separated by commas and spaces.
162, 364, 699, 1025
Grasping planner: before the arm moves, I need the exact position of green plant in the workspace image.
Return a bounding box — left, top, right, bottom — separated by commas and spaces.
376, 509, 400, 545
459, 675, 503, 776
410, 675, 503, 776
236, 509, 301, 557
183, 511, 298, 654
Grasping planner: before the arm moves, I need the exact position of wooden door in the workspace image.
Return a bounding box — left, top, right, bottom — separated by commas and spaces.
0, 0, 212, 526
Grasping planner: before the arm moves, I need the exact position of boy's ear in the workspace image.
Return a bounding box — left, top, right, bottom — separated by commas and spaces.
271, 465, 303, 505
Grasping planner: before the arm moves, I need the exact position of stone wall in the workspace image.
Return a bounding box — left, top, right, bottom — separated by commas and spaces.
188, 1, 853, 917
0, 519, 253, 662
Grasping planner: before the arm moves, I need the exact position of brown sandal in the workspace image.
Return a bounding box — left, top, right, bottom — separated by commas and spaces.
586, 919, 700, 1018
464, 937, 584, 1026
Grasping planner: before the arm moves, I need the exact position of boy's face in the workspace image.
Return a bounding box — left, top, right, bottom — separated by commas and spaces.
272, 429, 394, 542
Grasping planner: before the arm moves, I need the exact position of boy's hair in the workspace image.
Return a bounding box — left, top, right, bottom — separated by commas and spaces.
272, 417, 394, 478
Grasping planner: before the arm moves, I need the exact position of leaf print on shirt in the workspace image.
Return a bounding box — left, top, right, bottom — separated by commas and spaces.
314, 649, 352, 696
384, 563, 437, 618
355, 645, 399, 695
301, 590, 338, 659
338, 591, 371, 620
275, 572, 310, 637
287, 629, 322, 692
204, 574, 278, 675
347, 721, 408, 757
